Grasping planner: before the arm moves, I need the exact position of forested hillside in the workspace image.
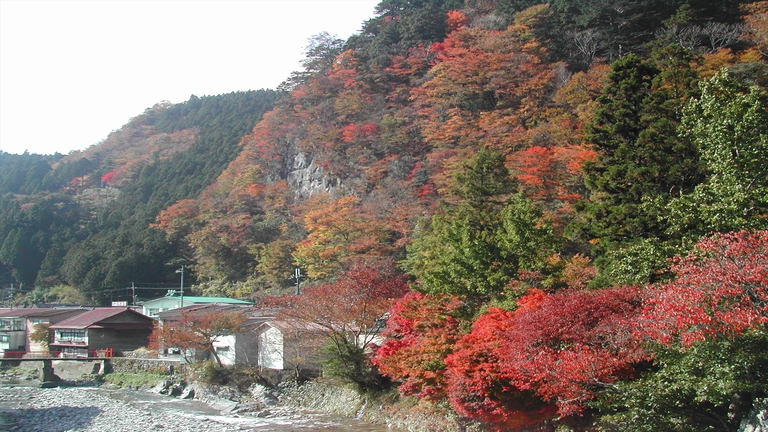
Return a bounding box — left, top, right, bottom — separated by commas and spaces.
0, 90, 279, 301
1, 0, 767, 428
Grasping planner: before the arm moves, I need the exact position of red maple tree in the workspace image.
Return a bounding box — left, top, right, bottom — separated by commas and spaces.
442, 287, 651, 420
269, 259, 410, 353
499, 286, 651, 416
374, 292, 465, 400
640, 230, 768, 347
445, 306, 557, 430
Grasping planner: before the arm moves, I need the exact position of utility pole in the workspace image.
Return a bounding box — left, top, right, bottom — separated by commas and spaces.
290, 267, 305, 295
131, 282, 136, 306
175, 266, 185, 308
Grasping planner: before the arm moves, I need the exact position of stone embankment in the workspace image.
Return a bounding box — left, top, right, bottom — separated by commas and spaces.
155, 378, 468, 431
275, 379, 483, 432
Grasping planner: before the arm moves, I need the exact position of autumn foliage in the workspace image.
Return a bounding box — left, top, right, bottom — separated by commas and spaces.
445, 306, 557, 430
374, 292, 465, 400
6, 1, 762, 429
263, 259, 409, 387
376, 231, 768, 428
440, 286, 651, 425
273, 259, 409, 347
640, 230, 768, 347
149, 308, 249, 366
499, 286, 651, 416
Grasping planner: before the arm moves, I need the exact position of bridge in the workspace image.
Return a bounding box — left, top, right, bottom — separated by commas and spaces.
0, 349, 113, 361
1, 350, 113, 382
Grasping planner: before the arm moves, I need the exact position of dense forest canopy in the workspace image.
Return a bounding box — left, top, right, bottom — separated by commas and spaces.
0, 90, 279, 301
1, 0, 766, 428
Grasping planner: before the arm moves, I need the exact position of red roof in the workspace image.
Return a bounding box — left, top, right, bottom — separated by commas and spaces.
0, 308, 91, 318
50, 307, 153, 329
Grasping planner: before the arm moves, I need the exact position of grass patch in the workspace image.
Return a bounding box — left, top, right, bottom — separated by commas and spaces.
0, 366, 28, 377
186, 362, 266, 390
102, 372, 168, 388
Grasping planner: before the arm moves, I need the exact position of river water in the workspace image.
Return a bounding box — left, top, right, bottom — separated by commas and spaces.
0, 379, 391, 431
101, 387, 388, 431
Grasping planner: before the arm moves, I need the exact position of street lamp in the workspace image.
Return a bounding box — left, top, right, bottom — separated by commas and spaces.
175, 265, 185, 308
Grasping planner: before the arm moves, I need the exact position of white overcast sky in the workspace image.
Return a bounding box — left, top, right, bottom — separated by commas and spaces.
0, 0, 381, 155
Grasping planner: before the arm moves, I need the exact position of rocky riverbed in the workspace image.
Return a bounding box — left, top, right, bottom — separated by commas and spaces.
0, 383, 390, 432
0, 362, 478, 432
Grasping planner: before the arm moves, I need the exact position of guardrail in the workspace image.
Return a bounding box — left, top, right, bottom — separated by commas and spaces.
0, 348, 113, 360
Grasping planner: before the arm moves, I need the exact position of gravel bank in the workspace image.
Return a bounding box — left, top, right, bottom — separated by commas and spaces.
0, 386, 251, 432
0, 385, 388, 432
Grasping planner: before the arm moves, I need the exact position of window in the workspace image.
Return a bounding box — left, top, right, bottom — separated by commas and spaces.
0, 334, 8, 343
0, 319, 23, 331
56, 329, 86, 343
61, 347, 88, 358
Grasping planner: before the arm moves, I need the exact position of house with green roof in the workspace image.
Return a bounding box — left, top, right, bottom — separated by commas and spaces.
140, 293, 253, 318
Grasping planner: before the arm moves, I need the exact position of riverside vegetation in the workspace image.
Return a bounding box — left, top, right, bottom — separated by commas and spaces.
0, 0, 766, 430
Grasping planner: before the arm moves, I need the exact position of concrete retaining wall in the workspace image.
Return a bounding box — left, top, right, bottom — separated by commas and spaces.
16, 359, 105, 381
13, 357, 182, 381
109, 357, 183, 375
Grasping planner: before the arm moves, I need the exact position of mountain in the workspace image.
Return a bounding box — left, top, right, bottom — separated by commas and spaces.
0, 90, 279, 301
1, 1, 766, 428
0, 0, 765, 305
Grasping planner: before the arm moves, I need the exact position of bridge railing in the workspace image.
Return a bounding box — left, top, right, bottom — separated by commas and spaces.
0, 348, 114, 360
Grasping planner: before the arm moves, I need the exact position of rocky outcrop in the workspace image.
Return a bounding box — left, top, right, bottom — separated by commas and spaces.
147, 377, 477, 431
149, 378, 186, 397
740, 398, 768, 432
80, 187, 120, 208
274, 379, 485, 432
275, 379, 365, 418
287, 152, 343, 198
151, 380, 283, 417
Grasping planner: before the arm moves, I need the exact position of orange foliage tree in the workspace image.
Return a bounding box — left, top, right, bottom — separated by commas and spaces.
149, 308, 249, 366
414, 23, 556, 155
374, 292, 465, 400
742, 2, 768, 58
445, 306, 557, 431
293, 195, 398, 279
267, 259, 409, 387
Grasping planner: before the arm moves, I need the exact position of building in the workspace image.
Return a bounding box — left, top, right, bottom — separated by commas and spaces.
140, 294, 254, 317
155, 304, 267, 366
0, 308, 88, 357
254, 319, 326, 373
49, 307, 155, 358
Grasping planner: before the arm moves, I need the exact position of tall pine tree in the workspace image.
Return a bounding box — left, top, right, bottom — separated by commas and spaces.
573, 54, 703, 284
403, 149, 556, 309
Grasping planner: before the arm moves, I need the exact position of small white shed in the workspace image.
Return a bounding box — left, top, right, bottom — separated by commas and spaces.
254, 320, 326, 372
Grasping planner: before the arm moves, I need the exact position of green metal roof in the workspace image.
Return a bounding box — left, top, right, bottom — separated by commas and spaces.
141, 296, 253, 305
180, 296, 253, 304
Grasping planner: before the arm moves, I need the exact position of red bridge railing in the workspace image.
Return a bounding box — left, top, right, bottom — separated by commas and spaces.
0, 348, 113, 360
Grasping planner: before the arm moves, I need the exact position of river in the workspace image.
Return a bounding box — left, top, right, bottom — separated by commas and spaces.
0, 379, 391, 431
